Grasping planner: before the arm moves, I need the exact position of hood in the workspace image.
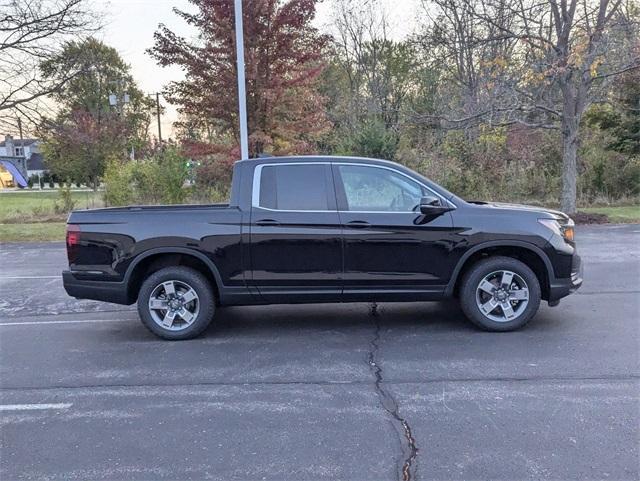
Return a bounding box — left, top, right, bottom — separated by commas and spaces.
467, 201, 570, 221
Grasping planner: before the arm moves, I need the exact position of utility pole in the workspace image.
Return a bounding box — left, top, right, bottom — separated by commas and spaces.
234, 0, 249, 160
147, 93, 163, 145
155, 92, 162, 144
17, 117, 24, 153
108, 88, 133, 159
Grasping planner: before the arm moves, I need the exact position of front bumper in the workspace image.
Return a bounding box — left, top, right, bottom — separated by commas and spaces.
62, 271, 131, 305
548, 254, 583, 302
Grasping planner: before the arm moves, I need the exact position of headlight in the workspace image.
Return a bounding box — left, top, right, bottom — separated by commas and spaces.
539, 218, 575, 243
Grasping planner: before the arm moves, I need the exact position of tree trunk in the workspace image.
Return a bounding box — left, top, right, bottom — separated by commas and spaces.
560, 120, 579, 215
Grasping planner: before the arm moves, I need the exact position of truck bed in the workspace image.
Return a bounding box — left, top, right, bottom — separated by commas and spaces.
67, 203, 231, 224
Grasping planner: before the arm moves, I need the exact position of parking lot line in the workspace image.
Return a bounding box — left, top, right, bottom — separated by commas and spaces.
0, 403, 72, 411
0, 319, 134, 326
0, 276, 60, 279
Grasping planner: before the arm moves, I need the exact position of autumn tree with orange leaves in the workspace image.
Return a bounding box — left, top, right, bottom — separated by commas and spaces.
150, 0, 331, 170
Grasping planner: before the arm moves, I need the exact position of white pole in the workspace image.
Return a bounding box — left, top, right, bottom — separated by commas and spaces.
234, 0, 249, 160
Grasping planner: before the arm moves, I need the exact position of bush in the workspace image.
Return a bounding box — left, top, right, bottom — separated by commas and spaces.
103, 160, 135, 206
396, 126, 564, 204
54, 183, 76, 214
335, 119, 399, 160
154, 148, 189, 204
186, 152, 235, 204
579, 131, 640, 202
103, 147, 189, 206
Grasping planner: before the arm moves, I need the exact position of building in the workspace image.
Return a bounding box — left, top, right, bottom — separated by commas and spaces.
0, 135, 47, 178
0, 135, 48, 187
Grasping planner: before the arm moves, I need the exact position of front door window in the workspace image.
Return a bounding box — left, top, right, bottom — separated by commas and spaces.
337, 164, 426, 212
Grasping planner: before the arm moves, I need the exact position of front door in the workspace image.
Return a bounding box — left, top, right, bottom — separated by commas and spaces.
249, 162, 343, 303
332, 163, 454, 301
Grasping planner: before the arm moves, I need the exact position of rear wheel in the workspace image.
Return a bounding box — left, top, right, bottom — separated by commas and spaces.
460, 256, 541, 331
137, 266, 215, 340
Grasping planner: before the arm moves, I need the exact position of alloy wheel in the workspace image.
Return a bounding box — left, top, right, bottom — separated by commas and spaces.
148, 280, 200, 331
475, 270, 529, 322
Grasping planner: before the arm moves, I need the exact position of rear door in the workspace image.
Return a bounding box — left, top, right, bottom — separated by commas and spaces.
249, 162, 343, 303
332, 162, 455, 301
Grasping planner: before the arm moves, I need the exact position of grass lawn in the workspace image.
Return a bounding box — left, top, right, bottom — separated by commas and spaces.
0, 190, 103, 242
0, 222, 66, 242
581, 205, 640, 223
0, 190, 103, 223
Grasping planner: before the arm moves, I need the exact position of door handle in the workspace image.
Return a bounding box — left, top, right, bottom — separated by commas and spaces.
256, 219, 280, 226
346, 220, 371, 229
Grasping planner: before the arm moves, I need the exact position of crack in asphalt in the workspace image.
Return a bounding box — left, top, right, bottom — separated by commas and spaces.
367, 303, 418, 481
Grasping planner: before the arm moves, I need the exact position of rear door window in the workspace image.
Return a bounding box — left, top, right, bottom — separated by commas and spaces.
257, 164, 332, 211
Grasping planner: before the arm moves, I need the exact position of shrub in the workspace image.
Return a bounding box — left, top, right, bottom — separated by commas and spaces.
31, 205, 50, 218
335, 119, 399, 160
54, 183, 76, 214
103, 147, 189, 206
153, 148, 189, 204
577, 127, 640, 203
103, 159, 135, 206
194, 156, 234, 200
396, 126, 564, 204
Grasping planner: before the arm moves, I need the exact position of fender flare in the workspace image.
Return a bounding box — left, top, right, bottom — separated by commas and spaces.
444, 240, 554, 296
123, 247, 224, 298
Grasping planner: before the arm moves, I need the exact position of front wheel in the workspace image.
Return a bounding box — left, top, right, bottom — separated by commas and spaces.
459, 256, 541, 331
137, 266, 215, 340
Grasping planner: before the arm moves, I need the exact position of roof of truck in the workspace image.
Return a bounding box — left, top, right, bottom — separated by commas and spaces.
236, 155, 396, 165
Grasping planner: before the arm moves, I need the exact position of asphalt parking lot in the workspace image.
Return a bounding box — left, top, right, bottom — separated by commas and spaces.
1, 224, 639, 480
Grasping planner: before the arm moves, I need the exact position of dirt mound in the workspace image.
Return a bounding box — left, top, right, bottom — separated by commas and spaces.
571, 212, 610, 224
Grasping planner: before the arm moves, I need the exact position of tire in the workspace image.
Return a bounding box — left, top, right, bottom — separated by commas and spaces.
459, 256, 541, 332
137, 266, 215, 340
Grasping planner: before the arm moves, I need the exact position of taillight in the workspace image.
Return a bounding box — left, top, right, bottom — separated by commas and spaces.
66, 224, 81, 264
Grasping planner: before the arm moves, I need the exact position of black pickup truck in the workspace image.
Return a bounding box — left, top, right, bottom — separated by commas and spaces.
63, 156, 582, 339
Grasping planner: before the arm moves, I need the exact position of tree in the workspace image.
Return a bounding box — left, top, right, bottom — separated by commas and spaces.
417, 0, 640, 213
0, 0, 97, 131
39, 38, 153, 188
323, 0, 422, 158
40, 109, 130, 188
149, 0, 330, 159
415, 0, 516, 132
586, 59, 640, 155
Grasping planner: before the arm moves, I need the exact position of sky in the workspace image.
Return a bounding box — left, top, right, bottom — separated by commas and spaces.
90, 0, 421, 138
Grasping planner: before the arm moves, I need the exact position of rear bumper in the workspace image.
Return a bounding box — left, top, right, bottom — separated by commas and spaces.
62, 271, 131, 305
548, 254, 583, 302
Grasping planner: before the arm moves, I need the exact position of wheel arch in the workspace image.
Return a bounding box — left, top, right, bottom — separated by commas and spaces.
124, 248, 223, 304
446, 241, 554, 300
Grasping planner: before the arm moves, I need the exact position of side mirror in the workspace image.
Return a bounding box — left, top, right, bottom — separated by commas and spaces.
419, 195, 452, 216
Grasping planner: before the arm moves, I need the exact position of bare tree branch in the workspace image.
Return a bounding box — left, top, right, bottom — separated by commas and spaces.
0, 0, 99, 133
413, 0, 639, 212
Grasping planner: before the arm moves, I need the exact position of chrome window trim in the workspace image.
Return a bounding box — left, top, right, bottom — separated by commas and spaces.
254, 206, 335, 213
251, 161, 456, 213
